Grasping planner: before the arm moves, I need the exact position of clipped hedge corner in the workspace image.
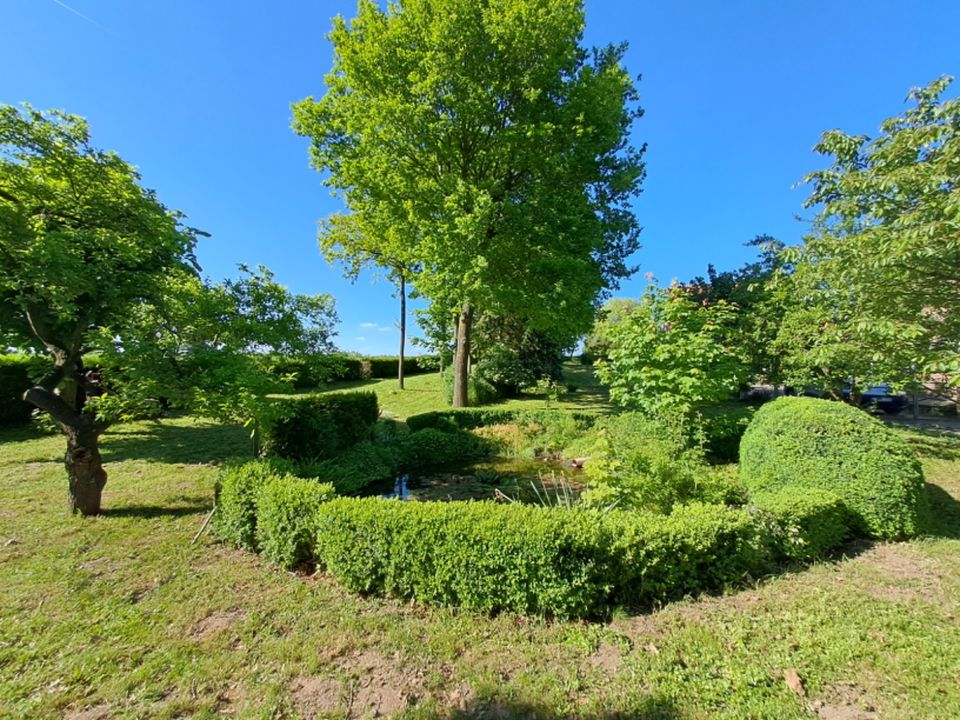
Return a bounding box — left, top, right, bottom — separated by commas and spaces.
739, 396, 924, 539
256, 475, 335, 568
752, 486, 849, 561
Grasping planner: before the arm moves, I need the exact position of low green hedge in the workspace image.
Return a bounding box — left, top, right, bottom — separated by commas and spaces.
256, 475, 336, 568
315, 499, 614, 617
313, 498, 761, 617
213, 460, 290, 551
213, 460, 335, 567
0, 355, 34, 426
740, 396, 925, 539
608, 502, 762, 603
752, 487, 849, 562
261, 392, 379, 462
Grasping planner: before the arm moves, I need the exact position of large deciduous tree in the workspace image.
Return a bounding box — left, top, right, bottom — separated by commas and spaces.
780, 77, 960, 392
293, 0, 645, 406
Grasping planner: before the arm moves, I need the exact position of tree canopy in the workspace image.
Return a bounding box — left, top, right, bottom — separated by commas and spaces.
293, 0, 645, 405
0, 105, 337, 515
779, 76, 960, 391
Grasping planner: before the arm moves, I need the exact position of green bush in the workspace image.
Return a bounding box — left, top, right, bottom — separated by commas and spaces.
0, 355, 35, 426
255, 475, 336, 568
406, 408, 597, 434
313, 498, 762, 616
752, 487, 849, 562
261, 391, 379, 462
608, 502, 763, 603
739, 396, 925, 539
581, 411, 711, 513
213, 460, 293, 551
696, 402, 756, 462
397, 427, 489, 468
305, 442, 400, 495
314, 498, 614, 617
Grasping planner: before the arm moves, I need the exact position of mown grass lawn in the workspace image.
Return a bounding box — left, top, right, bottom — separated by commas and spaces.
288, 361, 612, 419
1, 409, 959, 718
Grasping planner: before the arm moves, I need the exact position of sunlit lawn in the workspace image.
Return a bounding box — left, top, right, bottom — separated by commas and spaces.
1, 404, 958, 718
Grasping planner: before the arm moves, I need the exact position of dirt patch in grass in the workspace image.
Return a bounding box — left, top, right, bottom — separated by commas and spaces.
62, 703, 113, 720
191, 609, 245, 639
292, 650, 425, 718
812, 682, 878, 720
289, 676, 342, 717
860, 543, 943, 603
585, 640, 622, 675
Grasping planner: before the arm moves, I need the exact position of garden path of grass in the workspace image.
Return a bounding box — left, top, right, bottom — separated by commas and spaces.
1, 417, 959, 718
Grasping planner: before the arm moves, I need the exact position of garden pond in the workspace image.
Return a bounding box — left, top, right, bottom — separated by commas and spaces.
368, 455, 584, 504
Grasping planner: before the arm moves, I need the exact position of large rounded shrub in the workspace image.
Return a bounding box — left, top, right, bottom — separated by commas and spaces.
739, 396, 924, 539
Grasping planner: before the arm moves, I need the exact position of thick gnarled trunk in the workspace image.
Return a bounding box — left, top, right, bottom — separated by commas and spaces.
65, 425, 107, 515
24, 376, 108, 517
452, 304, 472, 407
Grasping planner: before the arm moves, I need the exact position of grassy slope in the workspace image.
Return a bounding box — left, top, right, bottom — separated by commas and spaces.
1, 409, 959, 717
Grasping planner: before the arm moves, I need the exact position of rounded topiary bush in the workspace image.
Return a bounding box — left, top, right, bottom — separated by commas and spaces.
739, 396, 925, 539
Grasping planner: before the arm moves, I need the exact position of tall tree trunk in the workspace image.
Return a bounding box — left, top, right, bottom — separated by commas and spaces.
398, 274, 406, 390
452, 303, 473, 407
65, 423, 107, 516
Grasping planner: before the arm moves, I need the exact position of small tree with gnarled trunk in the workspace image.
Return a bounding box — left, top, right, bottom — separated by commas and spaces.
0, 105, 201, 515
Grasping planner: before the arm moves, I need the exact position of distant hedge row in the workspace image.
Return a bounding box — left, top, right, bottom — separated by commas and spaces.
406, 407, 599, 433
0, 355, 34, 426
264, 353, 440, 389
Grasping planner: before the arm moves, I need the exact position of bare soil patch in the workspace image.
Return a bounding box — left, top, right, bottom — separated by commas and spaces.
812, 683, 878, 720
291, 650, 424, 718
191, 609, 245, 639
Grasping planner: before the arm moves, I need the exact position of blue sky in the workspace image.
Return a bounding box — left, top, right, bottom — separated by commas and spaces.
3, 1, 957, 354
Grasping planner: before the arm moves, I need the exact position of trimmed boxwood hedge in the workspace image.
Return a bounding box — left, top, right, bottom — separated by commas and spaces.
213, 460, 334, 566
256, 474, 336, 568
313, 498, 761, 617
752, 486, 849, 562
213, 460, 289, 551
261, 391, 379, 462
739, 396, 925, 539
0, 355, 34, 426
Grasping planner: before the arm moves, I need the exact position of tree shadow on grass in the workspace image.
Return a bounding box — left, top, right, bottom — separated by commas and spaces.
102, 499, 210, 519
101, 421, 251, 465
920, 482, 960, 539
895, 425, 960, 461
452, 694, 683, 720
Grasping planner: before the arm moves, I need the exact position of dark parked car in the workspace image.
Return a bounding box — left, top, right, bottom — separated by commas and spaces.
858, 384, 908, 414
801, 383, 908, 414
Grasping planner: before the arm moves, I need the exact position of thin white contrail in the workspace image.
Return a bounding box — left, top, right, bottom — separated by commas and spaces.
50, 0, 113, 34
